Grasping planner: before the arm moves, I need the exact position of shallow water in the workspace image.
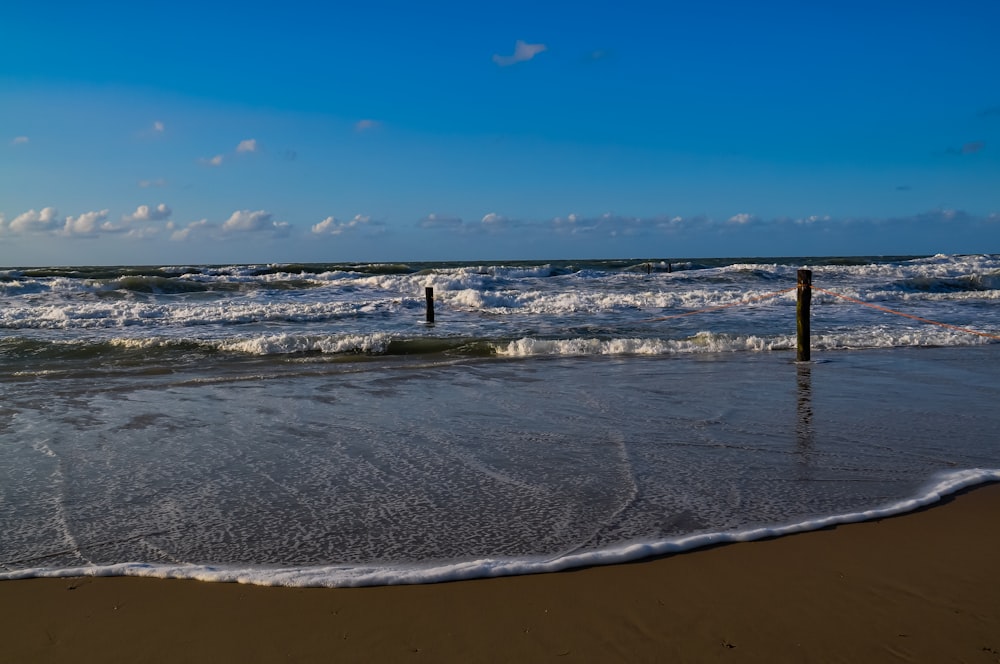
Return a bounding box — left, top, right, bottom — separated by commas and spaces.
1, 255, 998, 585
2, 345, 998, 585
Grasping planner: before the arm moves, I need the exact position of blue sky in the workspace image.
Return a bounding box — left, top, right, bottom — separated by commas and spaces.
2, 0, 998, 265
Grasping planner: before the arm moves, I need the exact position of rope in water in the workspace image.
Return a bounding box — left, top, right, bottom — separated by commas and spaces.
810, 286, 1000, 341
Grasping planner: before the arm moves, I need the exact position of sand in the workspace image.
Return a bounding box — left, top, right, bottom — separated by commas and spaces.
2, 483, 999, 663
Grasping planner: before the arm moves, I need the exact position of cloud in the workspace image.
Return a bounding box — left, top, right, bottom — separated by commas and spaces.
493, 40, 547, 67
909, 208, 973, 224
222, 209, 273, 231
311, 214, 381, 236
153, 121, 165, 133
549, 212, 660, 236
550, 212, 588, 233
404, 208, 1000, 249
201, 140, 259, 166
727, 212, 760, 225
8, 208, 125, 236
946, 140, 986, 155
417, 213, 465, 229
123, 203, 172, 223
480, 212, 521, 231
62, 210, 110, 236
354, 119, 381, 132
11, 136, 29, 146
138, 178, 167, 188
481, 212, 508, 225
170, 219, 211, 242
795, 214, 832, 225
222, 209, 290, 236
9, 207, 61, 233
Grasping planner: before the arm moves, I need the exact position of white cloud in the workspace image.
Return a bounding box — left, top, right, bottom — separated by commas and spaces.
138, 178, 167, 188
201, 154, 224, 167
123, 203, 172, 223
222, 209, 289, 236
152, 121, 165, 133
548, 212, 700, 237
9, 207, 61, 233
170, 219, 211, 242
236, 138, 258, 153
223, 209, 273, 231
795, 214, 832, 226
551, 212, 586, 232
727, 213, 757, 225
62, 210, 110, 236
311, 214, 377, 235
354, 119, 381, 132
11, 136, 29, 146
493, 40, 547, 66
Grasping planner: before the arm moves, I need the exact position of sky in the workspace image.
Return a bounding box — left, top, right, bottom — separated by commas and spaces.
2, 0, 999, 265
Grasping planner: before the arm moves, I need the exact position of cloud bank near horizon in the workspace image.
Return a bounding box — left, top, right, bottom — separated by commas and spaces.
3, 204, 995, 261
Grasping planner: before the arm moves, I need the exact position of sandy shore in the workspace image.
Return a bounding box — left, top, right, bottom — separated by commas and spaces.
3, 483, 999, 663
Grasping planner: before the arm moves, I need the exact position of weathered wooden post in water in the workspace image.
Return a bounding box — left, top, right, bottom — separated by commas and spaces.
425, 286, 435, 323
797, 269, 812, 362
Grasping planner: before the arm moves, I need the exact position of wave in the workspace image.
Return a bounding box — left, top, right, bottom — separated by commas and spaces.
891, 273, 1000, 293
103, 275, 331, 295
2, 255, 997, 364
0, 254, 945, 282
3, 469, 996, 587
2, 325, 994, 371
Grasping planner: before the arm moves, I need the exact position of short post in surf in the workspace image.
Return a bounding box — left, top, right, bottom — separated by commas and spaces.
796, 269, 812, 362
425, 286, 435, 324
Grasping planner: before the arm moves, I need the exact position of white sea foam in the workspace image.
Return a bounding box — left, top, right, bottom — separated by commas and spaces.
490, 325, 988, 356
4, 469, 996, 588
493, 334, 793, 357
217, 333, 393, 355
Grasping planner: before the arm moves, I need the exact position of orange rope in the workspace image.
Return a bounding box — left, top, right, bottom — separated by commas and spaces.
811, 286, 1000, 341
646, 286, 796, 321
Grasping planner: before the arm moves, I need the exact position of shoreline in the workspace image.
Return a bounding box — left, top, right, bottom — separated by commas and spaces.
3, 483, 999, 662
5, 468, 999, 588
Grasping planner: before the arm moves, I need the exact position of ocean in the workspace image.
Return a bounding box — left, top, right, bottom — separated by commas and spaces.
1, 254, 998, 586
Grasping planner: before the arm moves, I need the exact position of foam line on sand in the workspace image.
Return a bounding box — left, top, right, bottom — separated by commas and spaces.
2, 483, 999, 662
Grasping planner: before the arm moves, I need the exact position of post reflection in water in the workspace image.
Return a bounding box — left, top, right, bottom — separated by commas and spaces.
796, 363, 815, 469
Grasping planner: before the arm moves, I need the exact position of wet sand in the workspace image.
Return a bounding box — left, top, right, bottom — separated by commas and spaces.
2, 483, 999, 663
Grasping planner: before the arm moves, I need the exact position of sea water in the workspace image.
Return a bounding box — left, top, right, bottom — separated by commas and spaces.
1, 254, 998, 586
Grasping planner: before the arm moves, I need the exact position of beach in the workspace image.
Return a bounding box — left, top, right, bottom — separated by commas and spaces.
2, 257, 999, 661
3, 482, 998, 663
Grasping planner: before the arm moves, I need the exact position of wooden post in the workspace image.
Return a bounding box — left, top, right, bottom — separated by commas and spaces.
425, 286, 435, 323
797, 269, 812, 362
